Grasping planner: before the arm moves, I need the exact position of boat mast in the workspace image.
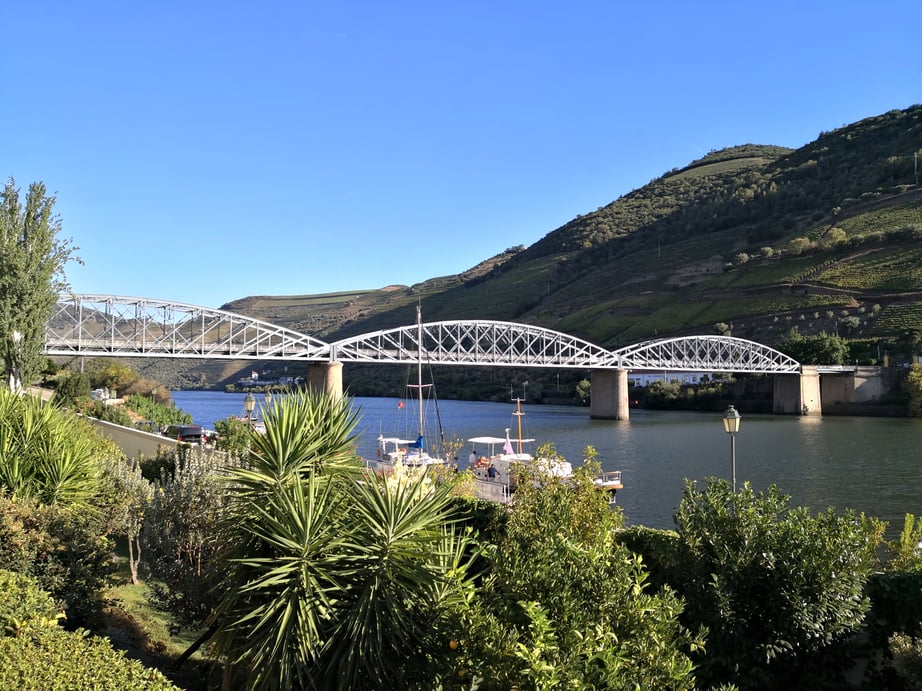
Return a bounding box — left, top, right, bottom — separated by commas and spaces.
416, 303, 424, 437
513, 397, 525, 454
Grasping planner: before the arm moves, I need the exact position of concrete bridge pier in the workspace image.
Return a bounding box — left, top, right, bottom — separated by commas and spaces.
590, 368, 630, 420
307, 361, 343, 399
773, 365, 821, 415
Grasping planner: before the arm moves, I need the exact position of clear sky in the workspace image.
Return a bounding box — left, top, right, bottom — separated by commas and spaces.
3, 1, 920, 308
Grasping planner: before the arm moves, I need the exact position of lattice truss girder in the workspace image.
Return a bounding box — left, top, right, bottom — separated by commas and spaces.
331, 320, 616, 367
46, 295, 330, 359
612, 336, 801, 373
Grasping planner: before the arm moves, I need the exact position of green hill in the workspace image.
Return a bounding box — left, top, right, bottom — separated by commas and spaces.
142, 105, 922, 391
228, 106, 922, 343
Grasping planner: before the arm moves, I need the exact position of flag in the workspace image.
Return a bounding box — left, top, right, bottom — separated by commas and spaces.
397, 400, 405, 409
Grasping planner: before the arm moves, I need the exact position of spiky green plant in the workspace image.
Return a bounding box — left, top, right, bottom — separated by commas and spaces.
0, 388, 106, 506
210, 390, 477, 690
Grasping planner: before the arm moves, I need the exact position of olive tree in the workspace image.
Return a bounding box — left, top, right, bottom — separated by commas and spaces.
0, 178, 78, 392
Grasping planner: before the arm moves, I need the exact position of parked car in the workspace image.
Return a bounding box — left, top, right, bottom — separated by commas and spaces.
161, 424, 205, 444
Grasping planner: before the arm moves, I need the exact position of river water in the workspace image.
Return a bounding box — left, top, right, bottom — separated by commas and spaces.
172, 390, 922, 538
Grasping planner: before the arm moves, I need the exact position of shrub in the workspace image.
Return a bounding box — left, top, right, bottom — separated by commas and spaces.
141, 449, 234, 630
672, 479, 884, 688
0, 495, 115, 628
889, 633, 922, 690
449, 463, 702, 690
0, 388, 110, 506
0, 627, 179, 690
0, 569, 63, 636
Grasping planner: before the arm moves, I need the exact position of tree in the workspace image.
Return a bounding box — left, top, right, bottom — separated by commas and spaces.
905, 364, 922, 417
0, 179, 79, 392
778, 328, 849, 365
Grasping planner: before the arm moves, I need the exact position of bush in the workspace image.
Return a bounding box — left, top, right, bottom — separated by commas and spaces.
890, 633, 922, 690
0, 569, 63, 636
141, 450, 234, 630
449, 463, 702, 690
0, 495, 115, 628
672, 479, 884, 688
0, 627, 179, 690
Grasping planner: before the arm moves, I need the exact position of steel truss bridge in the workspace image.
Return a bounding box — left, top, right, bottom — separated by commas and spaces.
45, 294, 802, 374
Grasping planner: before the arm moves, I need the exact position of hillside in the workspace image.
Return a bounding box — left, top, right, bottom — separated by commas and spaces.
139, 105, 922, 391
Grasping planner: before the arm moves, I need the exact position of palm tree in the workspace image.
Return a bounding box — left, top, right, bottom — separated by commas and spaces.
210, 390, 476, 690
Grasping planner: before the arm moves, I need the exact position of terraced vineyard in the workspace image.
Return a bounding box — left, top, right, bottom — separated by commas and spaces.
872, 301, 922, 335
815, 246, 922, 290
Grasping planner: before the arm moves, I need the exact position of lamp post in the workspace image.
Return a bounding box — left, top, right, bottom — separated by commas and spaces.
244, 392, 256, 426
722, 405, 741, 492
151, 388, 157, 407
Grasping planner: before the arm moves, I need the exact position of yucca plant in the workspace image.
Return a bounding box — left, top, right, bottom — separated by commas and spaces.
210, 390, 477, 690
0, 388, 104, 507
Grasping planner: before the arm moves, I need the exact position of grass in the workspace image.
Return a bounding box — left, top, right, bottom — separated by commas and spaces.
101, 542, 222, 690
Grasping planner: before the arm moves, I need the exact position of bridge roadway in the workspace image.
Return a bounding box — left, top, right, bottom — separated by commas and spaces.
46, 294, 816, 419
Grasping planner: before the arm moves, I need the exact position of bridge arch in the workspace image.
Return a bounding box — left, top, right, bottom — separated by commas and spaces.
45, 294, 330, 360
330, 319, 616, 367
611, 335, 801, 373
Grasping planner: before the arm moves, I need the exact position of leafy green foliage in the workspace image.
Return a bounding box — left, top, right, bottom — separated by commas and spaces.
777, 327, 850, 365
141, 449, 234, 630
0, 569, 63, 636
0, 627, 180, 690
447, 461, 702, 690
671, 479, 884, 688
213, 415, 253, 454
123, 393, 192, 426
888, 632, 922, 690
905, 364, 922, 417
0, 495, 115, 628
0, 178, 78, 391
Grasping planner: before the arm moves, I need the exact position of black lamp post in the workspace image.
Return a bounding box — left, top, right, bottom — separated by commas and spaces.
244, 392, 256, 425
722, 405, 741, 492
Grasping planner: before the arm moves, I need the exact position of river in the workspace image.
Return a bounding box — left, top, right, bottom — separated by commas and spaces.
172, 390, 922, 538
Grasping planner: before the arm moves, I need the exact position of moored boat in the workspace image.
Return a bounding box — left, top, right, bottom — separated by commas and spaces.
467, 398, 623, 503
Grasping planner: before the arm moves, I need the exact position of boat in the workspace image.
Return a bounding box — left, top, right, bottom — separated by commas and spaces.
373, 305, 447, 474
467, 397, 623, 504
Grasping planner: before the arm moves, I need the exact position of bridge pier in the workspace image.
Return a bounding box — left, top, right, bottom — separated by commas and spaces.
307, 361, 343, 400
590, 368, 630, 420
773, 366, 821, 415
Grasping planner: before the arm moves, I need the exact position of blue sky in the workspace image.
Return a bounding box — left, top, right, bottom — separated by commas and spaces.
3, 1, 920, 308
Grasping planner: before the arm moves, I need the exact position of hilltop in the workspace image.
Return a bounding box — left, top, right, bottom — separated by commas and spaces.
139, 105, 922, 390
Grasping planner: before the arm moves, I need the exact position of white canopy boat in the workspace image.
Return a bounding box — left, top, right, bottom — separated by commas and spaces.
467, 398, 623, 504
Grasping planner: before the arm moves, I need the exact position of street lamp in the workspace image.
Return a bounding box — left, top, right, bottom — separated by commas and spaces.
722, 405, 741, 492
244, 392, 256, 425
264, 391, 273, 406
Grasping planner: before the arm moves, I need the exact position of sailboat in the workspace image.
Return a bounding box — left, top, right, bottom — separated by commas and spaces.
374, 305, 447, 473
